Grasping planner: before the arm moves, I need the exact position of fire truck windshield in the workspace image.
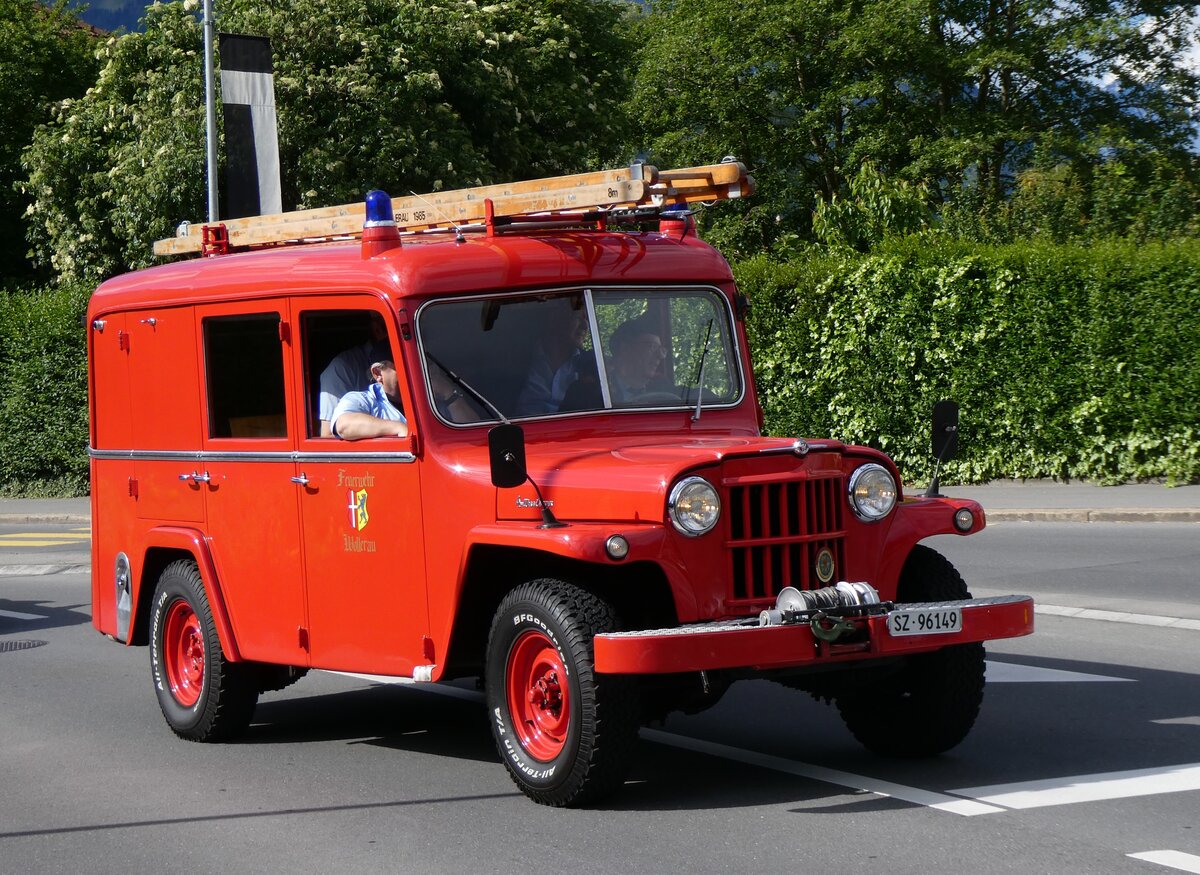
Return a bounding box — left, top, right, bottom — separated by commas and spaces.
417, 288, 743, 423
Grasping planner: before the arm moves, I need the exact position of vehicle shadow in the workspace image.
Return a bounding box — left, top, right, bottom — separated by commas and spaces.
0, 598, 91, 635
234, 655, 1200, 813
248, 685, 500, 765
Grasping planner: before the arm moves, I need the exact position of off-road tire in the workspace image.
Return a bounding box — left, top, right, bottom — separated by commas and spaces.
836, 545, 986, 757
149, 559, 258, 742
485, 579, 640, 807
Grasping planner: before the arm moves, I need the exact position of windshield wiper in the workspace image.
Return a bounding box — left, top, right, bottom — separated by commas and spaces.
690, 319, 714, 422
426, 353, 508, 423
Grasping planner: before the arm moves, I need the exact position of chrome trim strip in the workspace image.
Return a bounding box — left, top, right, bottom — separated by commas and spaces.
757, 441, 836, 456
89, 447, 416, 464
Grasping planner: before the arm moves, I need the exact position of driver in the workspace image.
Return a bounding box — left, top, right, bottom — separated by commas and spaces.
608, 317, 667, 404
515, 303, 590, 415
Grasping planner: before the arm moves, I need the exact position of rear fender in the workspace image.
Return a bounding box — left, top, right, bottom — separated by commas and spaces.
136, 527, 242, 661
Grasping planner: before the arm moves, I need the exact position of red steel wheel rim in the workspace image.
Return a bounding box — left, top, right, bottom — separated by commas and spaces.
163, 599, 205, 707
506, 629, 570, 762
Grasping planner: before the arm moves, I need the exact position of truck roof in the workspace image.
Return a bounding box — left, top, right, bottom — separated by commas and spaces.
90, 227, 736, 314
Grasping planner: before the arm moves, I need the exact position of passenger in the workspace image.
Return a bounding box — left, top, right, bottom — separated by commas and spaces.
331, 347, 408, 440
514, 304, 590, 415
607, 317, 667, 404
318, 312, 389, 436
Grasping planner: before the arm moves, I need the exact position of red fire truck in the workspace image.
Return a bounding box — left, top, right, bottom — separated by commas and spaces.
88, 161, 1033, 806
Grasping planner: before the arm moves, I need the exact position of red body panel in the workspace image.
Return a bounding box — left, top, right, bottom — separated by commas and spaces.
88, 225, 1022, 684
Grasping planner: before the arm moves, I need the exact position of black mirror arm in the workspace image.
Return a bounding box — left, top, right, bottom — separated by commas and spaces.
924, 424, 958, 498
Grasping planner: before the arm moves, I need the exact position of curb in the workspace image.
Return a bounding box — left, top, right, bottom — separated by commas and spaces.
0, 563, 90, 577
988, 508, 1200, 523
0, 514, 90, 524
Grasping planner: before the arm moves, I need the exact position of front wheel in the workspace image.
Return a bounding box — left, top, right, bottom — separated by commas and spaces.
836, 545, 986, 756
150, 560, 257, 742
485, 579, 639, 807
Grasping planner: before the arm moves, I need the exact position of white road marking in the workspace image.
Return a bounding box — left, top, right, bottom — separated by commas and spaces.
329, 673, 1002, 815
951, 763, 1200, 809
0, 608, 47, 620
1128, 851, 1200, 873
640, 729, 1005, 815
985, 661, 1133, 683
1153, 716, 1200, 726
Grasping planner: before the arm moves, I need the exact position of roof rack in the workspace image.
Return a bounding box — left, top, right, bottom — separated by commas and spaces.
152, 159, 754, 257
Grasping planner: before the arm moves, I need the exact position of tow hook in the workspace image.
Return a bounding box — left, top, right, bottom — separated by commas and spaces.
810, 611, 857, 642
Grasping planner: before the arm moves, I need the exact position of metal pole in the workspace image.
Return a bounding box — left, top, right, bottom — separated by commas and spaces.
202, 0, 219, 222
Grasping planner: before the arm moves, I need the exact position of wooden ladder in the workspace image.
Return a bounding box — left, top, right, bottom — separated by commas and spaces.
152, 159, 754, 256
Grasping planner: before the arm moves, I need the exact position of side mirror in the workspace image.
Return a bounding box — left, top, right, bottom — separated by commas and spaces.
488, 424, 527, 489
925, 400, 959, 498
931, 400, 959, 462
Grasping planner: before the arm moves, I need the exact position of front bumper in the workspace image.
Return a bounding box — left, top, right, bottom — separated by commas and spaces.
593, 594, 1034, 674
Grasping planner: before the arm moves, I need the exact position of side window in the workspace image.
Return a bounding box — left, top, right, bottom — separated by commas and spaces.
301, 309, 393, 438
203, 313, 286, 438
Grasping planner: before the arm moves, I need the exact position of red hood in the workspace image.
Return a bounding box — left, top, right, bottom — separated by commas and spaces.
492, 434, 851, 523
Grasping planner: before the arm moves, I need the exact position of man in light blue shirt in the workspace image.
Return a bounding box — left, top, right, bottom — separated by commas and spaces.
318, 313, 389, 436
331, 355, 408, 440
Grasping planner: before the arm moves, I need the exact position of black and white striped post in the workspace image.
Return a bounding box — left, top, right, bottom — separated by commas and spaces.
218, 33, 282, 219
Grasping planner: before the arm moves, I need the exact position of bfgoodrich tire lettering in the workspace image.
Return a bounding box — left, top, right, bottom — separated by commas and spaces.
836, 545, 986, 757
485, 579, 639, 807
149, 559, 257, 742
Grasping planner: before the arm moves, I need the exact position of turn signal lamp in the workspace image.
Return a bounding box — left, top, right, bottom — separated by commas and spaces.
953, 507, 975, 532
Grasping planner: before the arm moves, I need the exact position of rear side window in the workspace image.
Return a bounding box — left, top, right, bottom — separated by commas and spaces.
203, 313, 286, 438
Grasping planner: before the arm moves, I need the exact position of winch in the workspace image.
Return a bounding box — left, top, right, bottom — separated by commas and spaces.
758, 582, 893, 642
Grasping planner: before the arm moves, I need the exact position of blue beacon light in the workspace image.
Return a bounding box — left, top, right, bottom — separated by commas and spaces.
361, 189, 401, 258
364, 189, 395, 227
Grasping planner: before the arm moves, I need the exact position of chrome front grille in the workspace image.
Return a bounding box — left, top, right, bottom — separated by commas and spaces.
727, 475, 846, 604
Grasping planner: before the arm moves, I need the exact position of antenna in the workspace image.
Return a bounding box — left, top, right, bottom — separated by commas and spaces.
409, 190, 466, 243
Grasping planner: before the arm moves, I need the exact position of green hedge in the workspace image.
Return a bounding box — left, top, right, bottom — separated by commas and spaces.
2, 238, 1198, 495
0, 282, 91, 496
739, 236, 1200, 485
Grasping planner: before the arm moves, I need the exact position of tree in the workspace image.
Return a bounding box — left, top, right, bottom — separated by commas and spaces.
21, 0, 633, 281
627, 0, 1200, 253
0, 0, 98, 281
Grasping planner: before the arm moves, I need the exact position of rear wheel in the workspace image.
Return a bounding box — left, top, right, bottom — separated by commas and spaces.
836, 545, 985, 756
150, 559, 257, 742
485, 579, 639, 807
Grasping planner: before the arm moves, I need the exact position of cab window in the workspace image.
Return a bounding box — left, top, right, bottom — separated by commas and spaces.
300, 309, 394, 438
203, 313, 286, 438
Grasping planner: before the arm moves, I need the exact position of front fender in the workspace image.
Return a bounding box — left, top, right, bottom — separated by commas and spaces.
877, 496, 986, 594
463, 521, 700, 621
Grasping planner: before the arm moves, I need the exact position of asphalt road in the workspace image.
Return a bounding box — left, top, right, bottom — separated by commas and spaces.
1, 521, 1198, 874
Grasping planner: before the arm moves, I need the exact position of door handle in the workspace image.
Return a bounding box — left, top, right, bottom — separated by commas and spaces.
178, 471, 211, 483
290, 473, 310, 486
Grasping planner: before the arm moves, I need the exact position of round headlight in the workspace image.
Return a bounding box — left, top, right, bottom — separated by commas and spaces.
848, 463, 897, 522
668, 476, 721, 537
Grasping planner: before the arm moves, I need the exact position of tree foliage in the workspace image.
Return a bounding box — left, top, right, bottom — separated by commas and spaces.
628, 0, 1200, 254
0, 0, 98, 281
21, 0, 633, 281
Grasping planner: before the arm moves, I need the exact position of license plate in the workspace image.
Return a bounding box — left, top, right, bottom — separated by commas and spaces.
887, 607, 962, 636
